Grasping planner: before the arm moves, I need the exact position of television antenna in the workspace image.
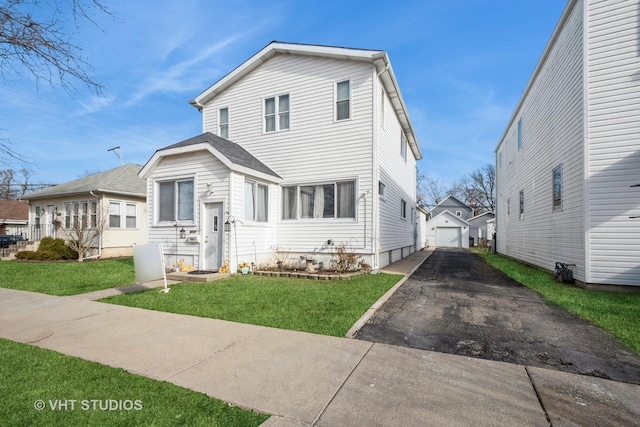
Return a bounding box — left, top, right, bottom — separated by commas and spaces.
107, 146, 123, 165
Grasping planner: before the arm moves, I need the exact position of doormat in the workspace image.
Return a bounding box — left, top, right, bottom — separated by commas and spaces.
188, 270, 217, 275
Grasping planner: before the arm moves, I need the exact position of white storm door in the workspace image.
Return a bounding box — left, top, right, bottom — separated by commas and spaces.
204, 203, 223, 270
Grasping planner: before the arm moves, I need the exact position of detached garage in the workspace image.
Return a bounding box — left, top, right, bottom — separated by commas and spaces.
424, 210, 470, 248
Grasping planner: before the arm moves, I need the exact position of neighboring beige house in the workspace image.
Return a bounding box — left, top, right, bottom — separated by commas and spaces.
140, 42, 422, 272
22, 164, 147, 258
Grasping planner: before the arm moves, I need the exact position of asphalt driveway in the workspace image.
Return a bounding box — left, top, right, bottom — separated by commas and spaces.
356, 248, 640, 385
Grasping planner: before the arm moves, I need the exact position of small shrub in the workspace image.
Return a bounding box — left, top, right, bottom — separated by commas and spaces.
37, 237, 77, 260
334, 244, 362, 272
15, 251, 37, 260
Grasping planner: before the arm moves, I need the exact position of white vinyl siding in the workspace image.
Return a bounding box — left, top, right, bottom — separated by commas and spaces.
201, 55, 375, 254
495, 1, 585, 280
585, 0, 640, 285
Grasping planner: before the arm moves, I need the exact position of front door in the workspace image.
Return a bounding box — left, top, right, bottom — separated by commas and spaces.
204, 203, 223, 270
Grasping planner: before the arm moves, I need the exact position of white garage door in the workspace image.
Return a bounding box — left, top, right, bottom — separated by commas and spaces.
437, 227, 462, 247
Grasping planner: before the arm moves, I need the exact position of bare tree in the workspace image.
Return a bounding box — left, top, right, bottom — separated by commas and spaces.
0, 167, 33, 199
59, 201, 107, 261
418, 174, 451, 209
0, 0, 112, 162
467, 164, 496, 213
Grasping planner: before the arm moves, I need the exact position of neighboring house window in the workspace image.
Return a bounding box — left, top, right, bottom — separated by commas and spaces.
379, 181, 386, 198
286, 180, 356, 219
411, 207, 415, 221
282, 186, 297, 220
245, 180, 269, 222
517, 118, 523, 150
126, 203, 137, 228
401, 132, 408, 162
264, 94, 290, 132
73, 202, 80, 227
401, 199, 407, 218
336, 80, 350, 121
519, 190, 525, 220
553, 165, 562, 211
158, 179, 194, 222
456, 210, 462, 217
65, 203, 71, 228
90, 201, 97, 228
219, 107, 229, 139
34, 205, 41, 228
109, 201, 121, 228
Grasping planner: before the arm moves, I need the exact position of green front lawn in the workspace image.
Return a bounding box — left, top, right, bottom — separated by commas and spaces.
0, 258, 136, 296
474, 249, 640, 355
0, 339, 268, 427
103, 273, 403, 337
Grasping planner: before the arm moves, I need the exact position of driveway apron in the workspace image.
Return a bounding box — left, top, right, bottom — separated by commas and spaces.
356, 248, 640, 385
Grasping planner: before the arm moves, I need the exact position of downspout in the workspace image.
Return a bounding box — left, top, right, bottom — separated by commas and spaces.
372, 63, 389, 271
84, 191, 102, 260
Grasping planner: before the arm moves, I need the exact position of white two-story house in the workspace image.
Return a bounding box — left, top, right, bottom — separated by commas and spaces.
140, 42, 422, 272
495, 0, 640, 287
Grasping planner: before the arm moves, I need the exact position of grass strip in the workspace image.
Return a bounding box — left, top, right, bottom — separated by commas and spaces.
103, 273, 403, 337
474, 250, 640, 355
0, 258, 136, 296
0, 338, 268, 427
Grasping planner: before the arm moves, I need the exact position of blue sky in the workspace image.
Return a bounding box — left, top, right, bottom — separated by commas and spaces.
0, 0, 567, 188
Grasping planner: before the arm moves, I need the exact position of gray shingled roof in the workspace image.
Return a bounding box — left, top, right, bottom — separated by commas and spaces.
160, 132, 281, 178
23, 164, 146, 200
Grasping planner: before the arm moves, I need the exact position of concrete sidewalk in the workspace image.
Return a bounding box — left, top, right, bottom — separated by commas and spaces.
1, 251, 639, 426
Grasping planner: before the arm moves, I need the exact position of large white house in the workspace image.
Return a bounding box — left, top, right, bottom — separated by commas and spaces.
495, 0, 640, 287
140, 42, 422, 272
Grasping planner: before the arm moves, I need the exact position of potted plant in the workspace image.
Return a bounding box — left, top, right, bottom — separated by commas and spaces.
238, 262, 250, 275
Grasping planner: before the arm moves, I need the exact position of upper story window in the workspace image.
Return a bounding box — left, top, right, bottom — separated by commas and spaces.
553, 165, 563, 211
517, 118, 523, 150
264, 94, 290, 132
245, 179, 269, 222
456, 210, 462, 217
219, 107, 229, 139
336, 80, 350, 121
401, 131, 408, 162
158, 179, 194, 223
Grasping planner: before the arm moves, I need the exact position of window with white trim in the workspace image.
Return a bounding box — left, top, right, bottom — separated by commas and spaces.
553, 165, 562, 211
219, 107, 229, 139
158, 179, 194, 223
282, 180, 355, 219
245, 180, 269, 222
109, 201, 121, 228
336, 80, 350, 121
264, 94, 290, 132
64, 200, 97, 228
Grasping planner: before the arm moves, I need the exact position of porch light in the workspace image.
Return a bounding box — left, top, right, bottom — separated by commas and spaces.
179, 227, 186, 239
224, 220, 231, 233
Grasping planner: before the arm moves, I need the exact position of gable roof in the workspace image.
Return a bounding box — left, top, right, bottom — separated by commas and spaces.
431, 195, 473, 212
189, 41, 422, 160
425, 209, 470, 226
0, 199, 29, 221
139, 132, 282, 182
22, 164, 146, 200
